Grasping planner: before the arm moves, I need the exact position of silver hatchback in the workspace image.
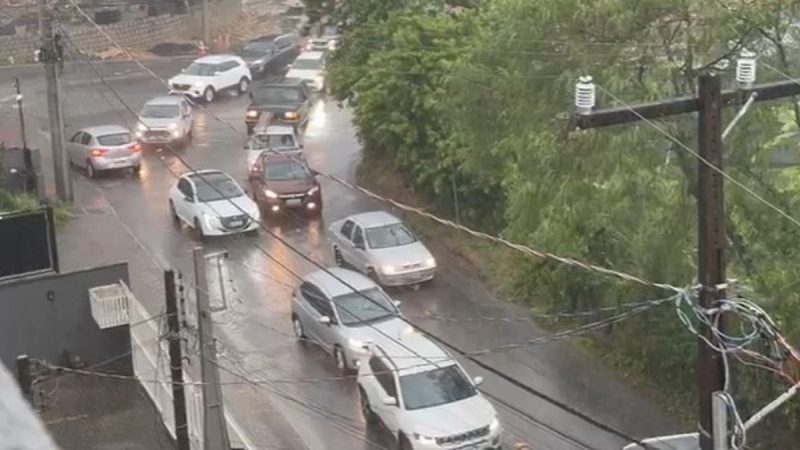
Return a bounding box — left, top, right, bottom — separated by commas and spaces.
66, 125, 141, 178
291, 267, 407, 373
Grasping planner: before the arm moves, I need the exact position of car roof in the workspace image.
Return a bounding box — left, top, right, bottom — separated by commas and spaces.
81, 124, 130, 136
194, 54, 239, 64
265, 125, 295, 135
295, 51, 325, 60
303, 268, 376, 298
144, 95, 184, 106
348, 211, 402, 228
262, 153, 307, 165
249, 33, 281, 42
374, 331, 454, 374
256, 78, 306, 88
183, 169, 232, 182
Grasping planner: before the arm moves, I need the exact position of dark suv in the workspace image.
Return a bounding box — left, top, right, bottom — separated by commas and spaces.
245, 78, 312, 135
249, 153, 322, 216
238, 33, 299, 77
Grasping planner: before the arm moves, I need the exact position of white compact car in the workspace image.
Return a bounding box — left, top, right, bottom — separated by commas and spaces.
286, 51, 326, 91
168, 55, 252, 102
136, 96, 194, 146
168, 170, 260, 239
328, 211, 436, 286
66, 125, 141, 178
358, 331, 502, 450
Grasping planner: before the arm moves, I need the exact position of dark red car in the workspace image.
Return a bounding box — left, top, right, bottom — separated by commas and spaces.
249, 153, 322, 216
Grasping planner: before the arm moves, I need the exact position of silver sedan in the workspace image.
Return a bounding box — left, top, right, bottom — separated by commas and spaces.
327, 211, 437, 287
66, 125, 142, 178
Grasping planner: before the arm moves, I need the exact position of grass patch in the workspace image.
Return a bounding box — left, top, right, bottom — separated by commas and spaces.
0, 190, 70, 227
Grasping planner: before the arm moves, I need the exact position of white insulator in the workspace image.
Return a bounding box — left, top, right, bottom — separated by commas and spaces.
575, 76, 595, 115
736, 49, 757, 86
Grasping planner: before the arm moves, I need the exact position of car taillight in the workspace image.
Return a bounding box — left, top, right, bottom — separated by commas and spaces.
90, 148, 109, 157
129, 143, 141, 153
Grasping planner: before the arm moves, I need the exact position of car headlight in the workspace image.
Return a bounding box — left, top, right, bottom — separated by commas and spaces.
193, 81, 204, 87
307, 186, 319, 195
347, 338, 366, 352
490, 417, 501, 433
382, 265, 397, 275
202, 213, 218, 228
424, 256, 436, 268
246, 110, 259, 118
264, 189, 278, 199
168, 123, 178, 130
315, 76, 324, 86
285, 111, 299, 119
252, 58, 265, 65
137, 123, 147, 132
412, 433, 436, 444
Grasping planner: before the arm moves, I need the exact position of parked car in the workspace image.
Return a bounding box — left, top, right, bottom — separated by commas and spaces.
168, 170, 260, 239
135, 96, 194, 146
238, 33, 299, 77
244, 125, 303, 171
358, 332, 502, 450
328, 211, 436, 286
291, 267, 406, 372
67, 125, 141, 178
168, 55, 252, 103
245, 78, 312, 135
286, 51, 326, 91
304, 38, 330, 52
249, 153, 321, 216
321, 25, 340, 52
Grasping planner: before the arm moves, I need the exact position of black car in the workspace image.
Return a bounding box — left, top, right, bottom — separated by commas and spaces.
245, 78, 312, 135
238, 33, 299, 77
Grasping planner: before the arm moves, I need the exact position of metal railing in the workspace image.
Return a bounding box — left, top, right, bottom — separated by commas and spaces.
88, 281, 130, 329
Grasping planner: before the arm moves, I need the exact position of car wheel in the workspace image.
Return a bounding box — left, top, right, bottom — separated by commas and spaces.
238, 77, 250, 94
333, 346, 349, 373
398, 433, 413, 450
169, 201, 180, 225
245, 228, 259, 237
86, 160, 96, 179
131, 165, 141, 177
334, 247, 344, 267
292, 314, 305, 340
359, 386, 377, 425
367, 267, 380, 284
193, 217, 206, 241
203, 87, 215, 103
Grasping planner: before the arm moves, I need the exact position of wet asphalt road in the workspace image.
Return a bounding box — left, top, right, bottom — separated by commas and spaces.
0, 58, 680, 450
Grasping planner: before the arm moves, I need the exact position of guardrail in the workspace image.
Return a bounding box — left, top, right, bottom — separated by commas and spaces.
88, 281, 130, 329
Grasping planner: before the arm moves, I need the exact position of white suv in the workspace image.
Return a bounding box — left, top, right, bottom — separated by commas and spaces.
168, 55, 252, 102
358, 331, 502, 450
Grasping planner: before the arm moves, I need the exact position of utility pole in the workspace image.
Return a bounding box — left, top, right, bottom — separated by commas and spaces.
712, 392, 730, 450
165, 270, 190, 450
39, 0, 72, 202
15, 78, 27, 150
575, 69, 800, 449
193, 247, 230, 450
201, 0, 209, 48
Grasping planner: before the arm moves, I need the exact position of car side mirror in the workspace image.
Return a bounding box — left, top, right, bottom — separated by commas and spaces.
355, 241, 365, 250
382, 396, 397, 406
184, 195, 194, 203
473, 376, 484, 386
286, 64, 293, 69
318, 315, 332, 325
392, 300, 402, 309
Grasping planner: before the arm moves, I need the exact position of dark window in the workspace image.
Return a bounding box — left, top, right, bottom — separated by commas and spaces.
399, 365, 477, 411
300, 282, 334, 318
353, 226, 365, 247
369, 356, 397, 398
365, 223, 417, 249
188, 172, 244, 202
97, 133, 132, 146
184, 62, 218, 76
263, 161, 311, 182
333, 287, 397, 326
340, 220, 354, 239
177, 179, 193, 198
81, 133, 92, 145
141, 104, 180, 118
70, 132, 82, 143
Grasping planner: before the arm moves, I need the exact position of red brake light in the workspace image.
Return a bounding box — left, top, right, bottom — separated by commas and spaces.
129, 143, 141, 153
90, 148, 109, 157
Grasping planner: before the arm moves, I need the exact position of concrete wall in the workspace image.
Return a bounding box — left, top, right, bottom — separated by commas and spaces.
0, 262, 132, 373
0, 0, 242, 64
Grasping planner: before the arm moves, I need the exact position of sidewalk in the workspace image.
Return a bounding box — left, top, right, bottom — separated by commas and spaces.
56, 176, 308, 450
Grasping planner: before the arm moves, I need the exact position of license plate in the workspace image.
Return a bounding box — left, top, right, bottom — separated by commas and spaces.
229, 220, 243, 227
286, 198, 302, 206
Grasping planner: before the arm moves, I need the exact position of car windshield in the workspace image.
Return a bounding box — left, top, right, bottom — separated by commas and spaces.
184, 62, 217, 76
365, 223, 417, 249
191, 173, 243, 202
141, 104, 180, 118
97, 132, 132, 146
333, 287, 396, 326
399, 365, 477, 411
292, 59, 323, 70
246, 134, 297, 150
242, 41, 272, 54
264, 161, 310, 181
252, 86, 300, 104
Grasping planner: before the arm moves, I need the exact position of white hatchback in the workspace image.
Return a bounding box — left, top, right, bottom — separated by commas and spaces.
168, 55, 252, 102
168, 170, 260, 239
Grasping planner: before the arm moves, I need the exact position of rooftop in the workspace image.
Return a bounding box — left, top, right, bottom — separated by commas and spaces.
350, 210, 402, 228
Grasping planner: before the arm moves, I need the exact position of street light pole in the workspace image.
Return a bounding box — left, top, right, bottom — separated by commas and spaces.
14, 78, 27, 150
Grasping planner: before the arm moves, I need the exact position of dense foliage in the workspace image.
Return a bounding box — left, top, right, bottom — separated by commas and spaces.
318, 0, 800, 443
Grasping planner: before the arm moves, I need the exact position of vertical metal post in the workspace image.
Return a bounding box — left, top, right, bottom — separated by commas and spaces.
165, 270, 191, 450
15, 78, 27, 150
39, 0, 72, 202
201, 0, 209, 47
697, 73, 727, 450
451, 170, 461, 224
15, 354, 33, 405
712, 392, 730, 450
193, 247, 230, 450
